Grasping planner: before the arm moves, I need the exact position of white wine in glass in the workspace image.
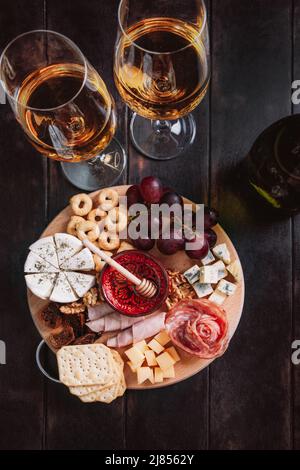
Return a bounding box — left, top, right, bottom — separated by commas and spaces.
114, 0, 210, 160
0, 30, 126, 190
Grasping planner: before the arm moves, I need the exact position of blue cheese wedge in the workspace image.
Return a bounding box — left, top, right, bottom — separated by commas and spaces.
193, 281, 213, 298
217, 279, 237, 296
212, 243, 231, 265
184, 265, 201, 285
24, 252, 59, 273
50, 272, 78, 303
199, 266, 219, 284
201, 250, 215, 265
65, 272, 95, 298
208, 290, 227, 305
60, 247, 94, 271
227, 260, 241, 282
29, 236, 59, 269
213, 260, 228, 281
25, 273, 57, 299
54, 233, 82, 266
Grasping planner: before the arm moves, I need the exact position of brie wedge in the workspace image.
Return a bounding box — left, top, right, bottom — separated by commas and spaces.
25, 273, 57, 299
29, 236, 59, 269
65, 272, 95, 298
50, 272, 78, 303
60, 247, 94, 271
24, 252, 59, 273
54, 233, 82, 266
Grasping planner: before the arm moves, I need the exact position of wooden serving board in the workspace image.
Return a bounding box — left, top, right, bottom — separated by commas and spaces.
27, 185, 245, 390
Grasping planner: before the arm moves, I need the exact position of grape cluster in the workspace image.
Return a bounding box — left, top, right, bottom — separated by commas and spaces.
126, 176, 219, 260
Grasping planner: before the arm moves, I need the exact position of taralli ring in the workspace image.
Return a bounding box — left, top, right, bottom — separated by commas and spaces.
87, 208, 107, 224
98, 231, 120, 251
104, 207, 128, 233
70, 194, 93, 216
98, 189, 119, 212
76, 220, 100, 242
93, 251, 113, 272
67, 216, 85, 236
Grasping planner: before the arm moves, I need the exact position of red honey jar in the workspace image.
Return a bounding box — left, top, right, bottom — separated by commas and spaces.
100, 250, 169, 317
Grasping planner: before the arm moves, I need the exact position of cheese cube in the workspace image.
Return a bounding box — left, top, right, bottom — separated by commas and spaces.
125, 346, 145, 366
162, 365, 175, 379
199, 266, 219, 284
154, 367, 164, 383
133, 339, 149, 353
227, 260, 241, 282
154, 330, 171, 347
212, 243, 231, 265
208, 290, 227, 306
156, 351, 176, 371
201, 250, 215, 265
183, 265, 200, 284
127, 360, 144, 373
165, 346, 180, 363
217, 279, 237, 296
148, 338, 165, 355
213, 260, 228, 281
148, 368, 154, 384
193, 282, 213, 298
137, 367, 151, 384
144, 349, 157, 367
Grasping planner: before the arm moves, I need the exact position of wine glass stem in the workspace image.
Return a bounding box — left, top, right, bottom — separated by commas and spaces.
152, 120, 171, 134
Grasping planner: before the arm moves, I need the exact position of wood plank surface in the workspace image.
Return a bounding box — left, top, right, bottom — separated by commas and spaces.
292, 0, 300, 451
124, 1, 211, 452
0, 1, 46, 450
43, 0, 126, 450
209, 0, 293, 450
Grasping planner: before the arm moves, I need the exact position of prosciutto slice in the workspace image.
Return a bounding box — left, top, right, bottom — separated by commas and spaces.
165, 299, 229, 359
107, 311, 166, 348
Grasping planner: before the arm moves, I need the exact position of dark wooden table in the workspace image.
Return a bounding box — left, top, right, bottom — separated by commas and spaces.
0, 0, 299, 450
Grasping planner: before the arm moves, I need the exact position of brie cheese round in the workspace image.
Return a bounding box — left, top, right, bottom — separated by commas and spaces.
24, 233, 95, 303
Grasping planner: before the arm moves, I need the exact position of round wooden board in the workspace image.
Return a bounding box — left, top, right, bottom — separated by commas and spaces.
27, 185, 245, 390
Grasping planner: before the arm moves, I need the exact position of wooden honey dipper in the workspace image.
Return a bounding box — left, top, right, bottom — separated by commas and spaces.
83, 239, 157, 298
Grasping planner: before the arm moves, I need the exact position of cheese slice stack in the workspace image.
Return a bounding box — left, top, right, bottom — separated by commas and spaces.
24, 233, 95, 302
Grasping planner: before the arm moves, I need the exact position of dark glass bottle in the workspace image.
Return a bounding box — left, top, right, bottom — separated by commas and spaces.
246, 115, 300, 214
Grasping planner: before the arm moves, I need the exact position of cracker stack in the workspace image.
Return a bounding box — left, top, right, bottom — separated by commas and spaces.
57, 344, 126, 403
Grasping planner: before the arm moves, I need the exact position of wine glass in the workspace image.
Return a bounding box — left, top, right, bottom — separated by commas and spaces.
114, 0, 210, 160
0, 30, 126, 191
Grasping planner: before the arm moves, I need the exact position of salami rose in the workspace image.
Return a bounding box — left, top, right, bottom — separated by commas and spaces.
165, 299, 229, 359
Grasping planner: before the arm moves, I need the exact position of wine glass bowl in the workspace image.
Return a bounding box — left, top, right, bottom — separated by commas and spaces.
0, 30, 126, 190
114, 0, 210, 160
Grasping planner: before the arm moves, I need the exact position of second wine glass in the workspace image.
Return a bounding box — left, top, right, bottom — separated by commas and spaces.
114, 0, 210, 160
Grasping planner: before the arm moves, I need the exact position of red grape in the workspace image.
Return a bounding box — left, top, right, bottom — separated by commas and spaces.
131, 237, 155, 251
157, 228, 185, 255
126, 184, 143, 207
140, 176, 163, 203
160, 191, 183, 207
185, 237, 209, 260
204, 229, 217, 248
204, 207, 219, 229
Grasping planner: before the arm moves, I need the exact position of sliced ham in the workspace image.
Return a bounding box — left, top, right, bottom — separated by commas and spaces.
87, 303, 114, 321
107, 336, 118, 347
104, 313, 122, 331
132, 311, 166, 343
107, 311, 166, 348
86, 317, 105, 333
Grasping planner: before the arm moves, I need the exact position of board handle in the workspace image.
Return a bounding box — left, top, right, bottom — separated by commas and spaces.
35, 340, 61, 384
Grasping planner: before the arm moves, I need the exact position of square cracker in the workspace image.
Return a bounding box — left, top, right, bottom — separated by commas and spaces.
57, 344, 113, 387
69, 351, 122, 397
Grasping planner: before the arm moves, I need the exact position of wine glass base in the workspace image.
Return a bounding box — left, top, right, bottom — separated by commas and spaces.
60, 138, 127, 191
130, 113, 196, 160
